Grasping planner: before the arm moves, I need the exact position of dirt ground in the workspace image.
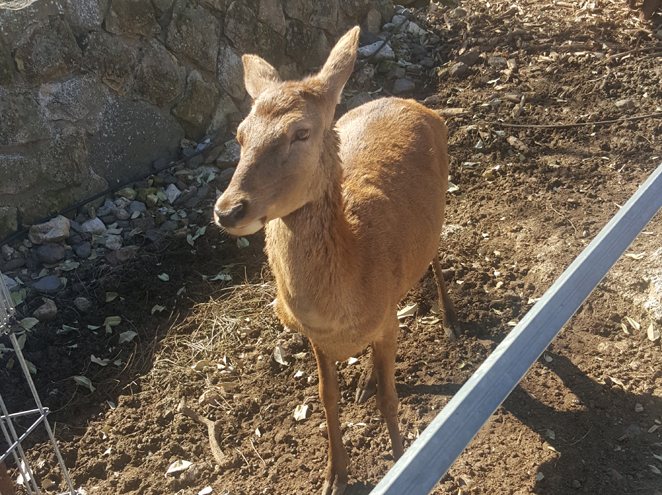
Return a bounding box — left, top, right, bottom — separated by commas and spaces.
2, 0, 661, 494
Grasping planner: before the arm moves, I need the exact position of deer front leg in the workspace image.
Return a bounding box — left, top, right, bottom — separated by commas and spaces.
312, 343, 349, 495
372, 320, 404, 459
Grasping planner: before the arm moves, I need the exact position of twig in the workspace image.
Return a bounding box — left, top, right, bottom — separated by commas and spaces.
249, 438, 267, 467
177, 399, 226, 465
566, 427, 592, 446
490, 112, 662, 129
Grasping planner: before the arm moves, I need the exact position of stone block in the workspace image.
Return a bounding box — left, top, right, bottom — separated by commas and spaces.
82, 30, 140, 95
38, 76, 108, 131
13, 17, 82, 83
283, 0, 338, 32
166, 2, 221, 71
88, 96, 183, 185
135, 40, 186, 106
64, 0, 109, 32
217, 42, 245, 100
0, 207, 18, 239
105, 0, 160, 37
172, 70, 221, 140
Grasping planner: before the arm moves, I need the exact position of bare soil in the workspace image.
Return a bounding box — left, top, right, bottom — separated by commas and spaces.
2, 1, 661, 494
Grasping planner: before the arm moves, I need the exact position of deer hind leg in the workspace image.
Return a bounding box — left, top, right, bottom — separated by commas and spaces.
355, 352, 378, 404
312, 343, 349, 495
431, 255, 460, 340
372, 319, 404, 459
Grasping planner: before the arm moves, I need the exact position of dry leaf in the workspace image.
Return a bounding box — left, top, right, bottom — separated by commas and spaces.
647, 323, 660, 342
397, 303, 418, 319
273, 346, 290, 366
624, 316, 640, 331
151, 304, 166, 315
118, 330, 138, 344
73, 375, 95, 393
105, 292, 118, 302
166, 460, 192, 475
293, 404, 310, 421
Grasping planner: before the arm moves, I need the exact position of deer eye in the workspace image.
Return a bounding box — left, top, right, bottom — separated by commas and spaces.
293, 129, 310, 142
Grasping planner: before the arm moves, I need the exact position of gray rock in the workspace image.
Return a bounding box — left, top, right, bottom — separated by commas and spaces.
217, 42, 245, 100
172, 70, 221, 140
159, 220, 179, 232
365, 8, 382, 34
283, 0, 338, 32
615, 98, 634, 110
166, 3, 221, 71
458, 48, 481, 67
358, 40, 395, 61
28, 216, 71, 245
116, 187, 137, 201
449, 61, 470, 79
13, 17, 81, 83
165, 183, 182, 204
392, 78, 415, 95
104, 234, 123, 251
345, 92, 373, 110
0, 206, 18, 239
32, 275, 63, 294
1, 257, 25, 271
73, 242, 92, 259
135, 40, 185, 107
38, 76, 107, 131
74, 296, 92, 313
258, 0, 286, 35
63, 0, 109, 32
81, 217, 107, 235
1, 244, 14, 260
82, 30, 138, 94
1, 274, 17, 291
96, 199, 117, 217
219, 167, 236, 187
116, 208, 130, 221
105, 0, 160, 37
217, 139, 241, 168
36, 244, 66, 264
487, 56, 508, 69
87, 96, 183, 185
33, 298, 58, 321
128, 201, 147, 215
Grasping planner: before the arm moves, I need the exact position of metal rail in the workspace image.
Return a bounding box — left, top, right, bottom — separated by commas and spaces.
371, 163, 662, 495
0, 273, 79, 494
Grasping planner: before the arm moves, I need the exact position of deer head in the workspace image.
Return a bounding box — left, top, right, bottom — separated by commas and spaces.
214, 27, 360, 236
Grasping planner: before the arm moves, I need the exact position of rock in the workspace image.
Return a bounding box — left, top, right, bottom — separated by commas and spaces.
82, 30, 138, 94
458, 48, 481, 66
449, 61, 470, 79
285, 20, 330, 70
128, 201, 147, 215
283, 1, 338, 32
105, 245, 139, 265
105, 0, 160, 37
1, 257, 25, 271
487, 56, 508, 69
28, 216, 71, 245
345, 92, 373, 110
615, 98, 634, 110
116, 187, 137, 201
0, 206, 18, 239
160, 220, 179, 232
33, 298, 58, 322
135, 40, 185, 107
405, 21, 426, 36
358, 40, 395, 61
32, 275, 63, 294
217, 139, 241, 168
165, 184, 182, 204
74, 296, 92, 313
365, 8, 382, 34
217, 42, 245, 100
172, 70, 221, 140
1, 274, 17, 291
81, 218, 107, 235
96, 199, 117, 217
392, 78, 415, 95
116, 209, 130, 221
1, 244, 14, 260
73, 242, 92, 259
104, 234, 123, 251
36, 244, 66, 264
219, 167, 235, 188
13, 17, 82, 83
166, 3, 221, 71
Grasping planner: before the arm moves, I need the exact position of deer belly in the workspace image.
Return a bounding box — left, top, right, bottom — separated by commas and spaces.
274, 298, 377, 361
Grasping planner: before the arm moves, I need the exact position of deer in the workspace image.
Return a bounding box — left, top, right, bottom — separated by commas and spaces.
214, 26, 459, 495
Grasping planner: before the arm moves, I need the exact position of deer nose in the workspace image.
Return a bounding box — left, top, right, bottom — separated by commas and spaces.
215, 201, 247, 227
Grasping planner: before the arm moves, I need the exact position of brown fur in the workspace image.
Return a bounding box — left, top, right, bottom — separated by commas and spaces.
215, 27, 457, 495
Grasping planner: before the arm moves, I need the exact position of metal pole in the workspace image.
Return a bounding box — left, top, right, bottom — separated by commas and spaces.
371, 163, 662, 494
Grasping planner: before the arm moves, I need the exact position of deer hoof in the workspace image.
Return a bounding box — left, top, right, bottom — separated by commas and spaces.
322, 477, 347, 495
444, 320, 461, 341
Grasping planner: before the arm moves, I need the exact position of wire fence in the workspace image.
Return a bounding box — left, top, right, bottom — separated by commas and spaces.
371, 163, 662, 494
0, 273, 79, 495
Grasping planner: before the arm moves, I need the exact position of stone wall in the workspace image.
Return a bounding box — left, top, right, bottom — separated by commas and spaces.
0, 0, 393, 238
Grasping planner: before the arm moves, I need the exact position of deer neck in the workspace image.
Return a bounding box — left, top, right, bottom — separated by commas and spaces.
265, 128, 355, 301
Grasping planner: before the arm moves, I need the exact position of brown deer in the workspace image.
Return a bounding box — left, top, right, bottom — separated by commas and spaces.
214, 26, 458, 495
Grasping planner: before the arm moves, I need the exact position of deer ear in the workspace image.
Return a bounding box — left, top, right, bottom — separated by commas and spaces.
242, 55, 281, 99
317, 26, 360, 104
